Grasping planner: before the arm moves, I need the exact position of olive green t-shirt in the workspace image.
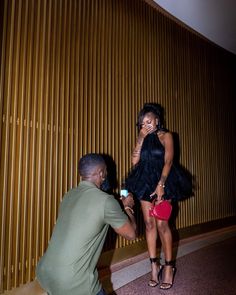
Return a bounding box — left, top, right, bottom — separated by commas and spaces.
36, 181, 128, 295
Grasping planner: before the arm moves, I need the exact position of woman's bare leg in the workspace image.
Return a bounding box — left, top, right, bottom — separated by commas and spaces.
157, 219, 174, 287
141, 201, 160, 285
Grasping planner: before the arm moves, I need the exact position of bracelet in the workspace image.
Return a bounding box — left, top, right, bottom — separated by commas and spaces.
158, 182, 165, 188
124, 206, 134, 214
132, 149, 141, 155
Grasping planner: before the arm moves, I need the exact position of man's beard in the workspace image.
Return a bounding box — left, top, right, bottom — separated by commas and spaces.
100, 178, 111, 192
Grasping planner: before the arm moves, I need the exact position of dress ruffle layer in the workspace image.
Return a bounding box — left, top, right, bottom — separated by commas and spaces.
125, 132, 192, 202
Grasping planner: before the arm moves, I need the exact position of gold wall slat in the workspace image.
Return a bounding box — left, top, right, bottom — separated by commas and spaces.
7, 0, 22, 287
28, 0, 40, 281
0, 0, 236, 291
46, 0, 54, 246
35, 0, 46, 274
1, 0, 15, 290
16, 0, 29, 286
20, 0, 33, 283
12, 0, 24, 287
0, 0, 5, 144
40, 0, 51, 258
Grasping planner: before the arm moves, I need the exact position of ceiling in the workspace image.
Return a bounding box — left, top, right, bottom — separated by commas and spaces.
153, 0, 236, 55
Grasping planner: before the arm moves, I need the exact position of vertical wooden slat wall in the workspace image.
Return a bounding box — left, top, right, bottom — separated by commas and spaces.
0, 0, 236, 291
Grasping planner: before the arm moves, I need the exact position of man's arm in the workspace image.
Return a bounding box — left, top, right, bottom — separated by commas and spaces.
113, 208, 136, 240
113, 194, 137, 240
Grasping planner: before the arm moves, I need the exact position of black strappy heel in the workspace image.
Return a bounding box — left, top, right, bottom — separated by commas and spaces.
159, 260, 176, 290
148, 257, 162, 287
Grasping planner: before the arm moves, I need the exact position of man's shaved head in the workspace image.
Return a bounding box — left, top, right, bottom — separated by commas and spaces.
78, 153, 106, 178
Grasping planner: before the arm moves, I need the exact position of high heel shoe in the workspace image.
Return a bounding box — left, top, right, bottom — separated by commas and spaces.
148, 257, 162, 287
159, 260, 176, 290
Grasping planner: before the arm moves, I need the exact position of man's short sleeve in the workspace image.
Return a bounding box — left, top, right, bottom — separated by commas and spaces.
104, 196, 128, 228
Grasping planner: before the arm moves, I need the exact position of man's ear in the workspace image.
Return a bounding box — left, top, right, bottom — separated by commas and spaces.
98, 166, 107, 181
96, 167, 103, 178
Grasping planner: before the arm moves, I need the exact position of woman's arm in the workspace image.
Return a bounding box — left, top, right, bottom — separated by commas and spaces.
131, 135, 144, 166
131, 125, 153, 166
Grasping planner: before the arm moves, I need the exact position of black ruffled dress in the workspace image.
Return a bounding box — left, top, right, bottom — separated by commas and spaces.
125, 131, 192, 202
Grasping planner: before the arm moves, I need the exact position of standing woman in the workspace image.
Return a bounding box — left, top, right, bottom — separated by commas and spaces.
125, 103, 191, 290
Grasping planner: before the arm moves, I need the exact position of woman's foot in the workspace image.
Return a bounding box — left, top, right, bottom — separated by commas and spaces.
148, 258, 161, 287
159, 260, 176, 290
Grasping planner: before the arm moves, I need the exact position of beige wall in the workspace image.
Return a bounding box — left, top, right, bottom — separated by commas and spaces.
0, 0, 236, 291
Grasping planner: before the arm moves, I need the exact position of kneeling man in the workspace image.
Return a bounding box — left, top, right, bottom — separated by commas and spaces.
36, 153, 136, 295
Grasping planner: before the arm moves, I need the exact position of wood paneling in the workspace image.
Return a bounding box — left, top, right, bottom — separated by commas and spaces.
0, 0, 236, 291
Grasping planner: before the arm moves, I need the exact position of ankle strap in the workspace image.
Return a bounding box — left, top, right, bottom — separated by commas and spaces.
150, 257, 158, 263
165, 260, 175, 266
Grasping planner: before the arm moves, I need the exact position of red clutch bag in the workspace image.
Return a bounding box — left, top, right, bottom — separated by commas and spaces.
149, 200, 172, 221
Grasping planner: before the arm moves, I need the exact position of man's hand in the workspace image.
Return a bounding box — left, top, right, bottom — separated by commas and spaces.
120, 193, 135, 209
115, 192, 137, 239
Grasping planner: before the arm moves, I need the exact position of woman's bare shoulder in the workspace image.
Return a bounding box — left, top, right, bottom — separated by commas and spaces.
157, 130, 173, 145
157, 130, 172, 137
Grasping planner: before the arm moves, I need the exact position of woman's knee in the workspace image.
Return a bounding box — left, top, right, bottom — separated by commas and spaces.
144, 219, 156, 232
156, 220, 169, 234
